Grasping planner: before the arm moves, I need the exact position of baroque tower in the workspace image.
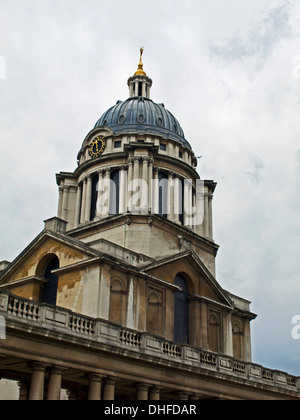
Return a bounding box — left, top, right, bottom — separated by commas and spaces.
0, 50, 299, 400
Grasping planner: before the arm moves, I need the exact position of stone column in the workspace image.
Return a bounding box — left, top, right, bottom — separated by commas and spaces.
149, 386, 160, 401
204, 192, 210, 238
80, 178, 87, 224
85, 175, 92, 222
104, 168, 111, 217
167, 172, 174, 221
208, 193, 213, 239
57, 187, 63, 219
184, 178, 192, 228
47, 366, 64, 400
62, 186, 69, 221
173, 177, 180, 224
177, 391, 189, 400
96, 169, 104, 218
119, 166, 127, 214
127, 157, 134, 212
74, 184, 82, 228
88, 374, 103, 401
152, 168, 159, 214
142, 157, 149, 213
102, 377, 115, 401
136, 383, 149, 400
148, 158, 153, 213
28, 362, 47, 400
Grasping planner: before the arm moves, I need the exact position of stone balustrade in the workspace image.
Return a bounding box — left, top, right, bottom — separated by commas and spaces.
0, 291, 299, 394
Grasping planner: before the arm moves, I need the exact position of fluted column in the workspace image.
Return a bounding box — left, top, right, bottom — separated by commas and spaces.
47, 366, 64, 400
28, 362, 47, 400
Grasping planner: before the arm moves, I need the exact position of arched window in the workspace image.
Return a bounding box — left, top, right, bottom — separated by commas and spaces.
174, 274, 189, 344
158, 172, 168, 218
41, 256, 59, 306
110, 170, 120, 215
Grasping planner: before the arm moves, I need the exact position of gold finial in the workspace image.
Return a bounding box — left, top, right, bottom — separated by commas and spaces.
134, 46, 146, 76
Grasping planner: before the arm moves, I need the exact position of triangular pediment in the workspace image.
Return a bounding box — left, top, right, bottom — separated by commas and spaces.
142, 250, 234, 308
0, 229, 100, 287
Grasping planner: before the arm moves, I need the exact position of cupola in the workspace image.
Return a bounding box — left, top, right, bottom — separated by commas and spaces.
127, 47, 153, 98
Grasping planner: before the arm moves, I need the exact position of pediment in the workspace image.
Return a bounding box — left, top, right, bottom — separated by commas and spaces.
142, 251, 234, 308
0, 229, 99, 288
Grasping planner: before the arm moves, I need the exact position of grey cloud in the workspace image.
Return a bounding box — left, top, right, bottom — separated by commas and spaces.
209, 4, 292, 67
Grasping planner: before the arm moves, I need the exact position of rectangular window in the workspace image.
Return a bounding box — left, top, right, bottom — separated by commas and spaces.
160, 143, 167, 151
114, 141, 122, 148
179, 151, 183, 158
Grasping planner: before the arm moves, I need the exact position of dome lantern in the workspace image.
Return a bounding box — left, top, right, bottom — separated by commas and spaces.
127, 47, 153, 99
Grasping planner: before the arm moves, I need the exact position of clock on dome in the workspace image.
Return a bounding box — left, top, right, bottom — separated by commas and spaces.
88, 135, 107, 159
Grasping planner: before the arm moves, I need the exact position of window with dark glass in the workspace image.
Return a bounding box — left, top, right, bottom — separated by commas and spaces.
174, 274, 190, 344
90, 174, 99, 221
158, 172, 168, 218
42, 256, 59, 306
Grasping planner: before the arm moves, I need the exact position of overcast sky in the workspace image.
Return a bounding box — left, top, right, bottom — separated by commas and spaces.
0, 0, 300, 381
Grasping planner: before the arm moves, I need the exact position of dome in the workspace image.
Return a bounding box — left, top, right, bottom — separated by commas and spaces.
94, 97, 191, 150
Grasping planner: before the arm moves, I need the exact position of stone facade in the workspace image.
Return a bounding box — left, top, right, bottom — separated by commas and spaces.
0, 51, 299, 400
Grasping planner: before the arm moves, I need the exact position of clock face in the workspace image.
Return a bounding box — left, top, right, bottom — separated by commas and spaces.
89, 136, 107, 159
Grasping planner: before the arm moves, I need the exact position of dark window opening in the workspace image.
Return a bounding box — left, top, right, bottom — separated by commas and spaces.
42, 257, 59, 306
174, 274, 190, 344
160, 143, 166, 151
114, 141, 122, 148
90, 174, 99, 221
158, 172, 168, 218
138, 82, 143, 97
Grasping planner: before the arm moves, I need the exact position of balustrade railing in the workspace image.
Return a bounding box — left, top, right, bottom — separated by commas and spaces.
1, 292, 299, 393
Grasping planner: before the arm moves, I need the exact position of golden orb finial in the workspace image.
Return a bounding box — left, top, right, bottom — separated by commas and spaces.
134, 46, 146, 76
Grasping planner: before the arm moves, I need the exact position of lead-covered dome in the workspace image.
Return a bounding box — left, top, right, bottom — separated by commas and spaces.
94, 97, 191, 149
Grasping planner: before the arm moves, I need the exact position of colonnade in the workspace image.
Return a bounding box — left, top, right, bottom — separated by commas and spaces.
18, 361, 203, 400
57, 156, 214, 239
